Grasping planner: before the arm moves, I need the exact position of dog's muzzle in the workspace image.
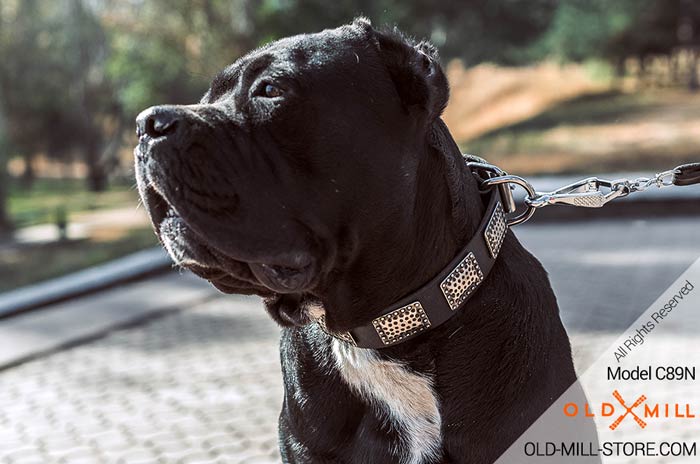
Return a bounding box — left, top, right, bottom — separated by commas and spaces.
134, 105, 319, 301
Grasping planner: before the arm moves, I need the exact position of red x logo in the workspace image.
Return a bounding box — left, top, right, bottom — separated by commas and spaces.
609, 390, 647, 430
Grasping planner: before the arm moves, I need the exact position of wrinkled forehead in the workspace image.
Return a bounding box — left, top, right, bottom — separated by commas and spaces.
206, 24, 369, 99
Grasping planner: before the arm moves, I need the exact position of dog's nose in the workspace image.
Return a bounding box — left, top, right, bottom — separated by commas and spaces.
136, 106, 181, 139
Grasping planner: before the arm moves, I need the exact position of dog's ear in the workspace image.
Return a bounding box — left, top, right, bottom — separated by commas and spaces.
369, 26, 449, 120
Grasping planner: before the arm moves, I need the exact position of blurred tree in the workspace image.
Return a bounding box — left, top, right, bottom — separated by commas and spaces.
533, 0, 640, 63
252, 0, 557, 65
679, 0, 700, 90
0, 0, 59, 187
0, 122, 10, 234
103, 0, 255, 117
64, 0, 123, 191
404, 0, 558, 65
0, 48, 10, 233
537, 0, 700, 88
0, 0, 123, 191
604, 0, 684, 82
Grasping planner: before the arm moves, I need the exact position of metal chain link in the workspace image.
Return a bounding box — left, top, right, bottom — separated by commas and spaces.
625, 169, 678, 193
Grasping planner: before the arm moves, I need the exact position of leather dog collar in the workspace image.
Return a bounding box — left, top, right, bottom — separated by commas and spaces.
317, 183, 508, 349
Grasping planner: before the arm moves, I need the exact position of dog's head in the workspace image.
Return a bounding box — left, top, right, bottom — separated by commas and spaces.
135, 19, 452, 329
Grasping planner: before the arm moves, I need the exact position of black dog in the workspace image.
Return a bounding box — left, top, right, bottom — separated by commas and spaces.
135, 19, 597, 464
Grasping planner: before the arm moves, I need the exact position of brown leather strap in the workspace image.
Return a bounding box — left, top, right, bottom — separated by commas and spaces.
674, 163, 700, 186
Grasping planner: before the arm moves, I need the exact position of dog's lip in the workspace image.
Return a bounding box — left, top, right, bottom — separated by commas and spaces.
249, 258, 316, 294
139, 179, 319, 294
141, 183, 172, 235
207, 272, 274, 296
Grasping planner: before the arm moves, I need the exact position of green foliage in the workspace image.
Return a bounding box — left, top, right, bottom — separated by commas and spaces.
105, 0, 262, 116
582, 59, 616, 84
531, 0, 637, 62
107, 33, 199, 116
532, 0, 700, 64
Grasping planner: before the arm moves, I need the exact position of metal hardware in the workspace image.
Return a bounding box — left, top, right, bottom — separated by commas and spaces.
526, 177, 628, 209
481, 175, 537, 226
440, 252, 484, 310
625, 169, 679, 192
525, 169, 679, 210
467, 157, 687, 228
499, 184, 517, 214
468, 162, 518, 214
372, 302, 431, 345
484, 201, 507, 258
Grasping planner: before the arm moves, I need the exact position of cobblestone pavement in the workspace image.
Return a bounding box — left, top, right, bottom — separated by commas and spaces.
0, 297, 283, 464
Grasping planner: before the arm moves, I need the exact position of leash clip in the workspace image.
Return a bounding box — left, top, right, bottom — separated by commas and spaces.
464, 153, 698, 227
526, 177, 627, 209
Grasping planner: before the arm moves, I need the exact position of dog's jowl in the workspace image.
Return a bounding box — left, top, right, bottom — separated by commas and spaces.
135, 18, 599, 464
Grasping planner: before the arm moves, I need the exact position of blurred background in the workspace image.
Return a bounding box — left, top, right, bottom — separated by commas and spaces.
1, 0, 700, 291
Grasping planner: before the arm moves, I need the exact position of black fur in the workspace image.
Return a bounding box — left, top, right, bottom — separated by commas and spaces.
134, 18, 597, 463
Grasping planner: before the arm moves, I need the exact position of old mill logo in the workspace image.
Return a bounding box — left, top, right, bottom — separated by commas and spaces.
609, 391, 647, 430
564, 390, 696, 430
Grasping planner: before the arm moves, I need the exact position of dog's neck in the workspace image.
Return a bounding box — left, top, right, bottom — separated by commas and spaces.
321, 119, 486, 339
387, 119, 484, 305
426, 119, 484, 254
313, 120, 492, 460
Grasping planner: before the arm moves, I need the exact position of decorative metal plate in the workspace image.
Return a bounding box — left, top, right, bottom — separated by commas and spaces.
372, 302, 431, 345
484, 200, 507, 258
440, 253, 484, 310
316, 315, 357, 346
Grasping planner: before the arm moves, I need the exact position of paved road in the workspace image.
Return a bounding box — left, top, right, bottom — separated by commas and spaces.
519, 216, 700, 332
0, 216, 698, 463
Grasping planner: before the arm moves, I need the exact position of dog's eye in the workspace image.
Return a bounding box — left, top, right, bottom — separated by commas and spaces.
262, 83, 284, 98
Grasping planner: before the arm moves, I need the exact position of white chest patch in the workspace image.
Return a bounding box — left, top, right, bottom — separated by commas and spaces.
331, 339, 442, 464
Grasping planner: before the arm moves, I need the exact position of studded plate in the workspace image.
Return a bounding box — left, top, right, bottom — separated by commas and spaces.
484, 201, 507, 258
440, 252, 484, 310
372, 302, 431, 345
317, 315, 357, 346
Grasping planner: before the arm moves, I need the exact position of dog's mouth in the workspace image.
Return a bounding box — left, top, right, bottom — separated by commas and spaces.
139, 180, 319, 305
